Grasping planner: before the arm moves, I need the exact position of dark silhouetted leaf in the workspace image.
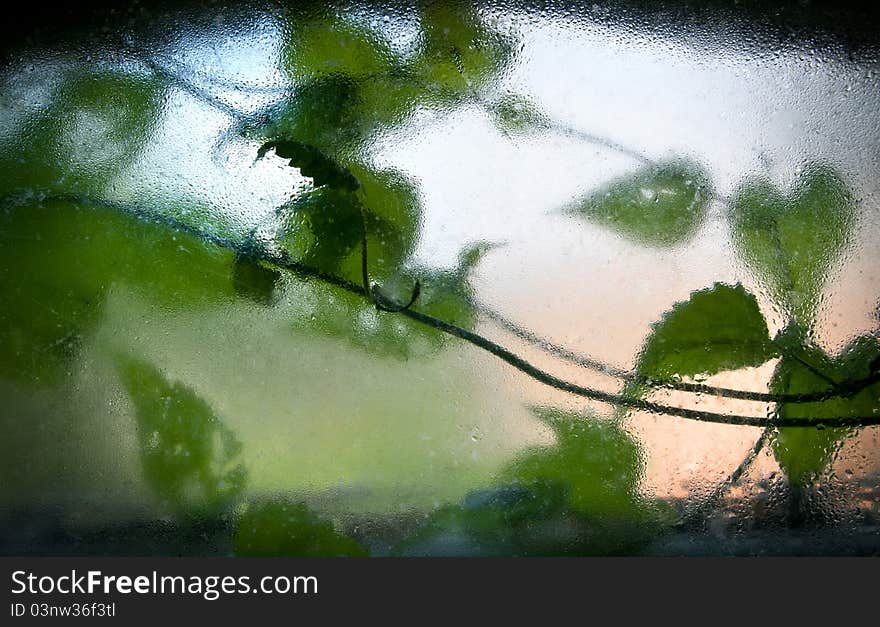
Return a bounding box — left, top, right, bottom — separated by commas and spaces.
233, 254, 281, 306
258, 140, 360, 191
729, 163, 854, 325
277, 186, 364, 274
567, 160, 712, 247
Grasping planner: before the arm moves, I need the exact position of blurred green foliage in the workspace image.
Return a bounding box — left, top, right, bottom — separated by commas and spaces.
253, 1, 516, 157
567, 160, 712, 247
487, 92, 548, 135
412, 1, 515, 98
728, 164, 868, 495
0, 200, 238, 385
770, 332, 880, 488
265, 137, 479, 358
397, 408, 672, 556
730, 164, 854, 326
234, 499, 368, 557
0, 0, 873, 553
0, 69, 164, 197
500, 408, 653, 519
118, 357, 247, 517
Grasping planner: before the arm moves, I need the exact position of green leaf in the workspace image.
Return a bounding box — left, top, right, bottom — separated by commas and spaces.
771, 334, 880, 487
355, 68, 424, 131
278, 186, 364, 274
487, 92, 548, 135
244, 76, 364, 153
0, 199, 239, 385
566, 160, 712, 247
268, 15, 422, 151
354, 166, 422, 278
257, 6, 518, 154
500, 408, 648, 518
395, 409, 671, 556
247, 72, 420, 156
729, 163, 855, 325
413, 1, 515, 98
258, 140, 360, 191
635, 283, 776, 386
117, 356, 247, 517
397, 408, 672, 556
275, 163, 421, 281
282, 16, 399, 83
234, 499, 368, 557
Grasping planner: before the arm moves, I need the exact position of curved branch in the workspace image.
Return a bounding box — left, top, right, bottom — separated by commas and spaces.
481, 303, 880, 404
6, 193, 879, 429
373, 281, 421, 313
128, 48, 252, 121
354, 195, 421, 314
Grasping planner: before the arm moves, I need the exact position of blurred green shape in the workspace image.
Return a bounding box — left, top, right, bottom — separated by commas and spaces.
248, 70, 419, 156
353, 165, 422, 280
256, 1, 516, 156
395, 482, 568, 556
771, 333, 880, 488
117, 357, 247, 517
232, 254, 281, 306
278, 186, 365, 274
273, 157, 420, 281
0, 199, 239, 385
398, 408, 671, 556
633, 282, 776, 394
413, 0, 515, 99
270, 15, 416, 153
282, 16, 399, 83
234, 499, 368, 557
285, 240, 482, 360
487, 92, 548, 135
729, 163, 854, 325
247, 75, 364, 154
501, 408, 648, 519
567, 160, 712, 247
0, 68, 164, 196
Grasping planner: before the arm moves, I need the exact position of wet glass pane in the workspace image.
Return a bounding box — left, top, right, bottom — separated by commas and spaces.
1, 1, 879, 556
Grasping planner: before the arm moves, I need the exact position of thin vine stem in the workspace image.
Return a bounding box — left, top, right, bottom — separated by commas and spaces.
106, 39, 879, 531
128, 47, 251, 122
479, 303, 880, 404
677, 428, 771, 529
5, 192, 879, 430
13, 57, 876, 427
354, 193, 421, 314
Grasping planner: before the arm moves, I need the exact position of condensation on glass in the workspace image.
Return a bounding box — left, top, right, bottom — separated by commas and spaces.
0, 1, 878, 556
